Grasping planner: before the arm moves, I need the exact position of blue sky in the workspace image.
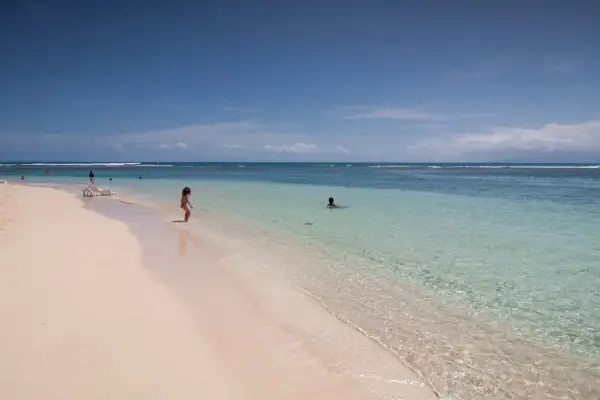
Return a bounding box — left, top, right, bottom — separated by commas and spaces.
1, 0, 599, 162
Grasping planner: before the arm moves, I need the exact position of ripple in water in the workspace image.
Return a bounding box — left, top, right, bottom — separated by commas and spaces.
189, 207, 600, 400
50, 173, 600, 400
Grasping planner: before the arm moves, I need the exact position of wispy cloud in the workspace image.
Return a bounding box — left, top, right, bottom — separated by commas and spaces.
264, 143, 318, 153
157, 141, 187, 150
263, 143, 351, 155
335, 145, 350, 154
410, 119, 600, 159
114, 120, 284, 149
340, 106, 488, 122
101, 120, 318, 157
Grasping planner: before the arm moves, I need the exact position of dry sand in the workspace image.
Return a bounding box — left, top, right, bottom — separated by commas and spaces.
0, 185, 239, 399
0, 184, 437, 400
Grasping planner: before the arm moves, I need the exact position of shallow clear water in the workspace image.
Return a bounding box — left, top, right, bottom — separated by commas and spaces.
3, 162, 600, 399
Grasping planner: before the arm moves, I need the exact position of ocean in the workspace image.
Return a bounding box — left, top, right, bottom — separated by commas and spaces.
2, 162, 600, 399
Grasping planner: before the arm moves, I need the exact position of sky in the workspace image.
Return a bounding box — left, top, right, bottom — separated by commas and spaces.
1, 0, 600, 162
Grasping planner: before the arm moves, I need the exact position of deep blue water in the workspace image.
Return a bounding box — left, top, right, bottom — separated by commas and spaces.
2, 162, 600, 208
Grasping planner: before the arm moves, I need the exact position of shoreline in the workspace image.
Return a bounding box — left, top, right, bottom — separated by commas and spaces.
0, 184, 436, 400
4, 182, 600, 399
90, 184, 600, 400
87, 188, 439, 399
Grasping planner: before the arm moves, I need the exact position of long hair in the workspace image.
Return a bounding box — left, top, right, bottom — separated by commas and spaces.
182, 187, 191, 196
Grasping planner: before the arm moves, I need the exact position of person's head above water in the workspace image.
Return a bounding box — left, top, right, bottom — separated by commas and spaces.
328, 197, 336, 207
182, 187, 191, 196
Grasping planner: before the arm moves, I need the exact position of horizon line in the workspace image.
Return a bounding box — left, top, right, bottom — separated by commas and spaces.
1, 160, 600, 165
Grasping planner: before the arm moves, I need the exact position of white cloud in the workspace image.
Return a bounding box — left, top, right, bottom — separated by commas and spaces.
120, 121, 261, 144
263, 143, 352, 156
264, 143, 318, 153
335, 145, 350, 154
156, 141, 187, 150
113, 120, 307, 151
175, 141, 187, 149
410, 120, 600, 158
341, 106, 487, 122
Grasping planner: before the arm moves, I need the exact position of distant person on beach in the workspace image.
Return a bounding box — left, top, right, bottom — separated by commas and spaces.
109, 177, 112, 181
180, 187, 194, 222
89, 171, 95, 184
327, 197, 336, 208
20, 176, 25, 180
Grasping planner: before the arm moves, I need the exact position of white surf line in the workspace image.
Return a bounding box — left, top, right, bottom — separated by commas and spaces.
297, 286, 442, 398
349, 373, 425, 387
0, 180, 7, 187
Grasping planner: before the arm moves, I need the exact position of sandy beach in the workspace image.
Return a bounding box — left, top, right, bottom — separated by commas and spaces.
0, 185, 242, 399
0, 184, 436, 400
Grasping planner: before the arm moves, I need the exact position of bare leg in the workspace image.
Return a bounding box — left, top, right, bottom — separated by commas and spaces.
182, 205, 191, 222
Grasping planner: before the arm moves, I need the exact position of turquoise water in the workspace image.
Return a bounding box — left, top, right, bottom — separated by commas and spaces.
3, 162, 600, 399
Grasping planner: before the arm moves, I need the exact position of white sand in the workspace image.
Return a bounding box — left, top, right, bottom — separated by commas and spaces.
0, 185, 239, 399
0, 185, 437, 400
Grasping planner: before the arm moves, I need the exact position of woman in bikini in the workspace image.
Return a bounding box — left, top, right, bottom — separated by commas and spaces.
180, 187, 194, 222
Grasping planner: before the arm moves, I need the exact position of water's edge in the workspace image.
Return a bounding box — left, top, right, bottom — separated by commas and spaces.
81, 192, 440, 400
76, 188, 599, 400
19, 179, 600, 400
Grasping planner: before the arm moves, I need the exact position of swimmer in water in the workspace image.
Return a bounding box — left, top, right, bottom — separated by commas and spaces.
327, 197, 336, 208
180, 187, 194, 222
